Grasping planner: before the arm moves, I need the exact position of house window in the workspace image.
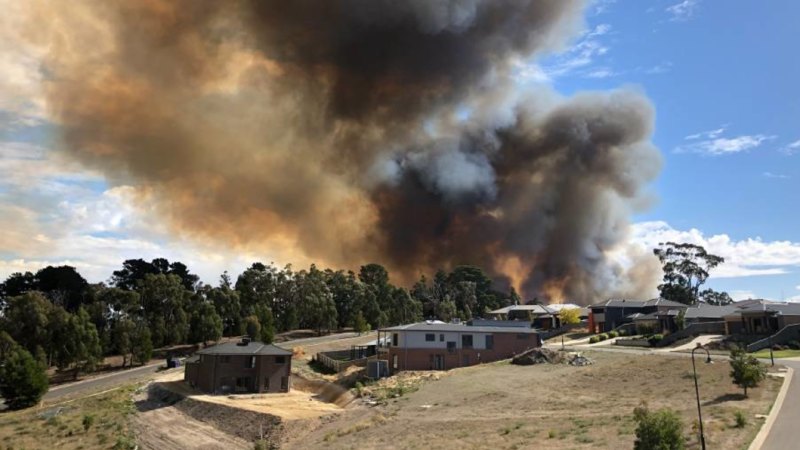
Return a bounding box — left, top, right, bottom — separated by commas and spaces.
247, 356, 256, 368
392, 354, 398, 369
275, 356, 286, 364
447, 342, 456, 353
264, 377, 270, 391
461, 334, 473, 349
485, 335, 494, 350
392, 333, 399, 346
281, 376, 289, 391
220, 355, 231, 364
425, 333, 435, 342
235, 377, 252, 392
439, 334, 444, 342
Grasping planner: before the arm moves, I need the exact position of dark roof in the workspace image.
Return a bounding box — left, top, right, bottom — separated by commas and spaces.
196, 341, 293, 356
488, 304, 556, 315
590, 298, 687, 309
382, 322, 539, 334
467, 319, 532, 328
185, 355, 200, 364
685, 303, 739, 319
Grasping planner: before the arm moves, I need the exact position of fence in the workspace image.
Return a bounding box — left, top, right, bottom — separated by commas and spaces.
614, 338, 652, 348
746, 324, 800, 352
655, 321, 726, 348
315, 350, 372, 373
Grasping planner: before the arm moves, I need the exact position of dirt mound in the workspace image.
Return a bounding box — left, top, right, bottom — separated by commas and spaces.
511, 348, 565, 365
291, 376, 357, 408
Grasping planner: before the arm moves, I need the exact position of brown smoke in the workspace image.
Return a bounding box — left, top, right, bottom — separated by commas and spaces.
25, 0, 662, 303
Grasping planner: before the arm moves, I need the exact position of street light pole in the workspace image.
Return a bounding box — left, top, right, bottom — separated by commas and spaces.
769, 334, 775, 366
691, 345, 712, 450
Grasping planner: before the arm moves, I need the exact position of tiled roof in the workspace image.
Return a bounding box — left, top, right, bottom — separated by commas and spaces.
196, 341, 292, 356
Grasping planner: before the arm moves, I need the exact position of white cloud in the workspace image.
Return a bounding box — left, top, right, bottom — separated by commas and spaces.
643, 61, 673, 75
591, 0, 617, 15
779, 139, 800, 155
631, 221, 800, 279
538, 24, 612, 79
675, 127, 775, 155
763, 172, 789, 179
584, 68, 619, 79
666, 0, 700, 22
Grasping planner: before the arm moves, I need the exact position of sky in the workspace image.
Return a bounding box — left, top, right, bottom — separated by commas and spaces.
1, 0, 799, 302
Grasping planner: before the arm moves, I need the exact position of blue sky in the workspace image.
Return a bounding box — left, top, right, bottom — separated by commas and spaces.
0, 0, 799, 301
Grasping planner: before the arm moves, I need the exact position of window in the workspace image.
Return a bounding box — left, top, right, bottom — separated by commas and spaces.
247, 356, 256, 368
275, 356, 286, 364
220, 355, 231, 364
439, 334, 444, 342
425, 333, 435, 342
461, 334, 473, 349
393, 354, 398, 369
485, 335, 494, 350
447, 341, 456, 353
281, 376, 289, 391
264, 377, 270, 391
392, 333, 399, 346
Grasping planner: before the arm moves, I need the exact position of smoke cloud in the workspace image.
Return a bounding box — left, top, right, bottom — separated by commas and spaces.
21, 0, 662, 303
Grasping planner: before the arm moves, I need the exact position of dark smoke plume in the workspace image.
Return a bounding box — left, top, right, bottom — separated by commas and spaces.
26, 0, 662, 303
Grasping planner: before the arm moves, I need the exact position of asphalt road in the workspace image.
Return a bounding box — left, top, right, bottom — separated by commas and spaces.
760, 358, 800, 450
38, 331, 363, 403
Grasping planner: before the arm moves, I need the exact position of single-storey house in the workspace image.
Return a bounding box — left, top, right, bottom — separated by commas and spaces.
723, 301, 800, 335
684, 303, 739, 325
377, 321, 540, 373
588, 298, 688, 333
184, 338, 292, 394
487, 304, 560, 329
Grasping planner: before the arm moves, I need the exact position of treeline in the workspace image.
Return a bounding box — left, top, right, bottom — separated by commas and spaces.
0, 259, 516, 381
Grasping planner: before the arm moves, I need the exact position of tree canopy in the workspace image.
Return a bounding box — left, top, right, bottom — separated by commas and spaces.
653, 242, 726, 305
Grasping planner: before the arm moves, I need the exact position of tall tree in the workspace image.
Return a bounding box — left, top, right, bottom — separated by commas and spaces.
698, 289, 733, 306
130, 322, 153, 365
653, 242, 725, 305
2, 292, 52, 357
189, 301, 223, 346
34, 266, 89, 312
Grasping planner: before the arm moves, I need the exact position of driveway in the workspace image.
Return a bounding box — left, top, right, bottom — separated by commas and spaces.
759, 358, 800, 450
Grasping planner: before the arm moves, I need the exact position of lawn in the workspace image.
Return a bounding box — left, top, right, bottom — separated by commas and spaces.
289, 351, 783, 449
752, 349, 800, 359
0, 385, 138, 450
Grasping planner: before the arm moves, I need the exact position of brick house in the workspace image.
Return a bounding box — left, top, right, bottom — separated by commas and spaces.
184, 338, 292, 394
588, 298, 688, 333
377, 322, 540, 373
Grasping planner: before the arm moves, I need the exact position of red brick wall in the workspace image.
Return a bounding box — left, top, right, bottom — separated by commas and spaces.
185, 354, 291, 394
387, 332, 539, 373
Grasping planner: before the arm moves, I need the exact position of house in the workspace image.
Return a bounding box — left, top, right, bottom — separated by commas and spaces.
587, 298, 688, 333
184, 338, 292, 394
377, 321, 540, 373
684, 303, 739, 325
723, 301, 800, 335
487, 304, 561, 329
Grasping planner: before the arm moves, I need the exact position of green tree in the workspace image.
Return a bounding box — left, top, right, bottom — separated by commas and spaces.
653, 242, 725, 305
558, 308, 581, 325
254, 304, 275, 344
189, 301, 223, 346
698, 289, 733, 306
729, 346, 766, 397
112, 318, 135, 367
0, 343, 49, 410
245, 315, 261, 339
69, 308, 103, 379
633, 404, 685, 450
207, 283, 242, 336
435, 297, 457, 322
131, 323, 153, 365
2, 291, 52, 357
353, 311, 370, 334
138, 273, 189, 346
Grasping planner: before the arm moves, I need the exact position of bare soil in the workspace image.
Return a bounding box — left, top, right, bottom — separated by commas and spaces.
289, 350, 783, 449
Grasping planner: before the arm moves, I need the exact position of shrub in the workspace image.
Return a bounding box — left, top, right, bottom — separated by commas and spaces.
608, 331, 619, 338
548, 430, 557, 439
734, 411, 747, 428
254, 439, 268, 450
730, 347, 766, 397
82, 414, 95, 432
618, 329, 627, 337
598, 333, 609, 341
0, 345, 49, 410
633, 404, 685, 450
788, 340, 800, 350
589, 336, 600, 344
648, 334, 664, 346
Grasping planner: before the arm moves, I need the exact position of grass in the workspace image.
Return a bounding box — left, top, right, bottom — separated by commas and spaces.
0, 384, 138, 450
751, 349, 800, 359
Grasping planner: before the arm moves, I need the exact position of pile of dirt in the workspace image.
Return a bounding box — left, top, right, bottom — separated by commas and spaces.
511, 348, 564, 365
568, 354, 594, 366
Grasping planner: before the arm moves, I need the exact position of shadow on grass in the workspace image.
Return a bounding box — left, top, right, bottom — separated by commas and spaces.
308, 359, 337, 375
703, 392, 747, 406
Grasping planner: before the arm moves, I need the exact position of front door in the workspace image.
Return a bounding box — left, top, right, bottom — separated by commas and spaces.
433, 354, 445, 370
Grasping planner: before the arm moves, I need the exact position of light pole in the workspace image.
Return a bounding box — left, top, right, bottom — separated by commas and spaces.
691, 345, 712, 450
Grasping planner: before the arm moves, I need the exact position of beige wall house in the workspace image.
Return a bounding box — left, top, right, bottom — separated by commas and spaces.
377, 322, 540, 373
184, 338, 292, 394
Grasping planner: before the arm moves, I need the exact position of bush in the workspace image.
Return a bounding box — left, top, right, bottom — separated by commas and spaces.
648, 334, 664, 345
598, 333, 609, 341
82, 414, 95, 432
788, 340, 800, 350
589, 336, 600, 344
0, 345, 49, 410
734, 411, 747, 428
618, 329, 627, 337
608, 331, 619, 338
730, 347, 767, 397
633, 404, 685, 450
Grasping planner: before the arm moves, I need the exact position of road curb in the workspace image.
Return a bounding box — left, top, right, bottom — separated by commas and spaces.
749, 367, 794, 450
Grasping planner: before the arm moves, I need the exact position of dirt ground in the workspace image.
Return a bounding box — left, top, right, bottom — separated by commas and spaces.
289, 350, 783, 449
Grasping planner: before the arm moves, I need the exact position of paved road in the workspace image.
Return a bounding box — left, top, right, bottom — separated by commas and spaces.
32, 331, 366, 403
760, 358, 800, 450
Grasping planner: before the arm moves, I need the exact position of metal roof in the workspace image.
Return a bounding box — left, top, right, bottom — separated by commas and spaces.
488, 304, 557, 315
685, 303, 739, 319
589, 298, 687, 309
196, 341, 293, 356
381, 322, 539, 334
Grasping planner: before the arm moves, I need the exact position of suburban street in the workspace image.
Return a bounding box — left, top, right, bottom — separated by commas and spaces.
39, 331, 363, 403
759, 358, 800, 450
